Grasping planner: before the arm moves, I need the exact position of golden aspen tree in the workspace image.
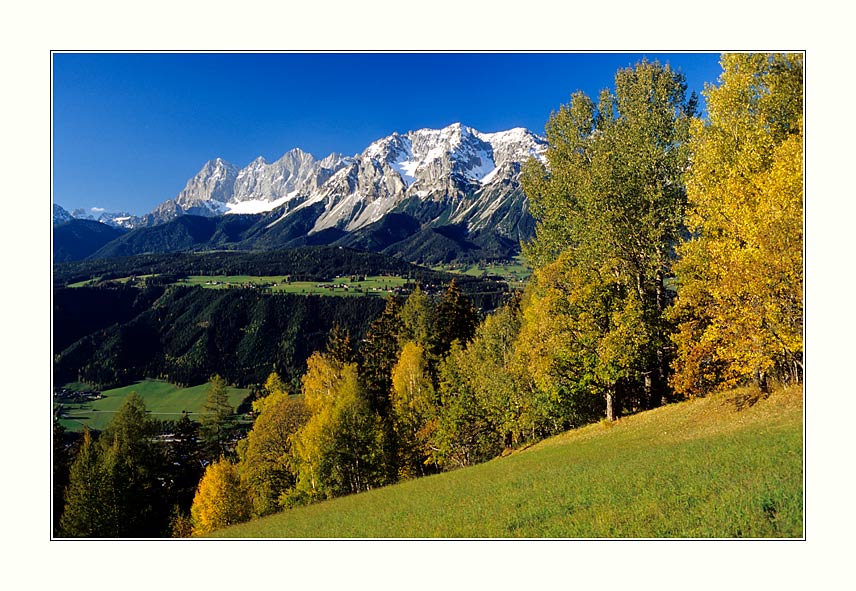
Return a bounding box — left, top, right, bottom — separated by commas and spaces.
669, 53, 803, 395
289, 354, 387, 502
390, 341, 435, 478
238, 385, 310, 517
190, 457, 250, 536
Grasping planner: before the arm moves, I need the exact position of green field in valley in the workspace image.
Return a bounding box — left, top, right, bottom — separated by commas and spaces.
66, 273, 410, 297
433, 257, 531, 287
176, 274, 409, 297
211, 385, 803, 538
67, 274, 157, 288
55, 379, 250, 432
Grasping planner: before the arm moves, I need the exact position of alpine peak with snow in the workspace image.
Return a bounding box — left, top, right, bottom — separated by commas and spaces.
53, 203, 136, 229
141, 123, 546, 240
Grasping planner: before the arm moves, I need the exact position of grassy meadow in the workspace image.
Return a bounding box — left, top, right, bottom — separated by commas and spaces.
55, 379, 250, 432
433, 257, 531, 287
67, 273, 411, 297
176, 274, 409, 297
211, 385, 803, 538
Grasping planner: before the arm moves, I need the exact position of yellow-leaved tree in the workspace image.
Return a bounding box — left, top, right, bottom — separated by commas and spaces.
190, 457, 250, 536
237, 372, 310, 517
669, 53, 803, 395
288, 352, 387, 504
390, 341, 435, 478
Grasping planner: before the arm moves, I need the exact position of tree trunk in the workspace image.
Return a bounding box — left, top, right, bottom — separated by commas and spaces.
654, 268, 668, 407
644, 372, 653, 410
606, 385, 616, 422
755, 369, 770, 394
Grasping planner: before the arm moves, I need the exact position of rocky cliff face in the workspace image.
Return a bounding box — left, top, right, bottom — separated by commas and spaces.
137, 123, 547, 241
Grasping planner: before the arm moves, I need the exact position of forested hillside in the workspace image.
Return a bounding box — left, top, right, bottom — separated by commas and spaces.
54, 245, 485, 287
53, 246, 512, 390
53, 219, 127, 262
53, 286, 388, 388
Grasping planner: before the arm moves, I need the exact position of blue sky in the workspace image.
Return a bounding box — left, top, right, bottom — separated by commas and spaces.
52, 52, 724, 216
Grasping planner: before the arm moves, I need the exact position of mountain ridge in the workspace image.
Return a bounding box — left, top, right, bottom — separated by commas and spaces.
55, 123, 547, 263
123, 122, 545, 233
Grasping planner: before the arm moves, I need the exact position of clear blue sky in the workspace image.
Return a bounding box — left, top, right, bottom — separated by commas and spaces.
53, 52, 724, 216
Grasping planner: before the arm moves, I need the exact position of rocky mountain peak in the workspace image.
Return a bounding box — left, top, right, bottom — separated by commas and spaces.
136, 124, 545, 233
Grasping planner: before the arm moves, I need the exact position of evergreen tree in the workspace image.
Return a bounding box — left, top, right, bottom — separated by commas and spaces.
60, 395, 171, 537
59, 427, 110, 537
166, 412, 203, 513
100, 391, 170, 536
52, 421, 72, 536
200, 375, 234, 459
326, 324, 357, 365
359, 296, 402, 418
430, 280, 478, 360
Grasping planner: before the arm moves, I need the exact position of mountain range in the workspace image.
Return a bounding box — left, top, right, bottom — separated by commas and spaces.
53, 123, 547, 263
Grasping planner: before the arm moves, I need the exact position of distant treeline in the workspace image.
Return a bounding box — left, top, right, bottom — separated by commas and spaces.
53, 245, 502, 290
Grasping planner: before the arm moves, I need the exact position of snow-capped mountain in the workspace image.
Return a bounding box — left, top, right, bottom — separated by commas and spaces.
53, 204, 74, 226
95, 211, 136, 228
140, 123, 546, 241
53, 204, 136, 228
297, 123, 546, 238
142, 150, 352, 226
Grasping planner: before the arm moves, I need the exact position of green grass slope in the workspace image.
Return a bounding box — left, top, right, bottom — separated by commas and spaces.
211, 385, 803, 539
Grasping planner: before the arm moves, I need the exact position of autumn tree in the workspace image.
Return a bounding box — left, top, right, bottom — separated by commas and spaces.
398, 286, 435, 349
390, 341, 436, 478
429, 342, 502, 469
190, 457, 250, 536
520, 59, 695, 419
238, 374, 311, 517
458, 298, 549, 447
289, 352, 388, 503
515, 255, 647, 424
669, 53, 803, 395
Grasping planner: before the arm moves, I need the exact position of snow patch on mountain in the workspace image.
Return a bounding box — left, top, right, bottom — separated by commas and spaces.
226, 191, 300, 215
141, 122, 547, 237
392, 153, 419, 187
